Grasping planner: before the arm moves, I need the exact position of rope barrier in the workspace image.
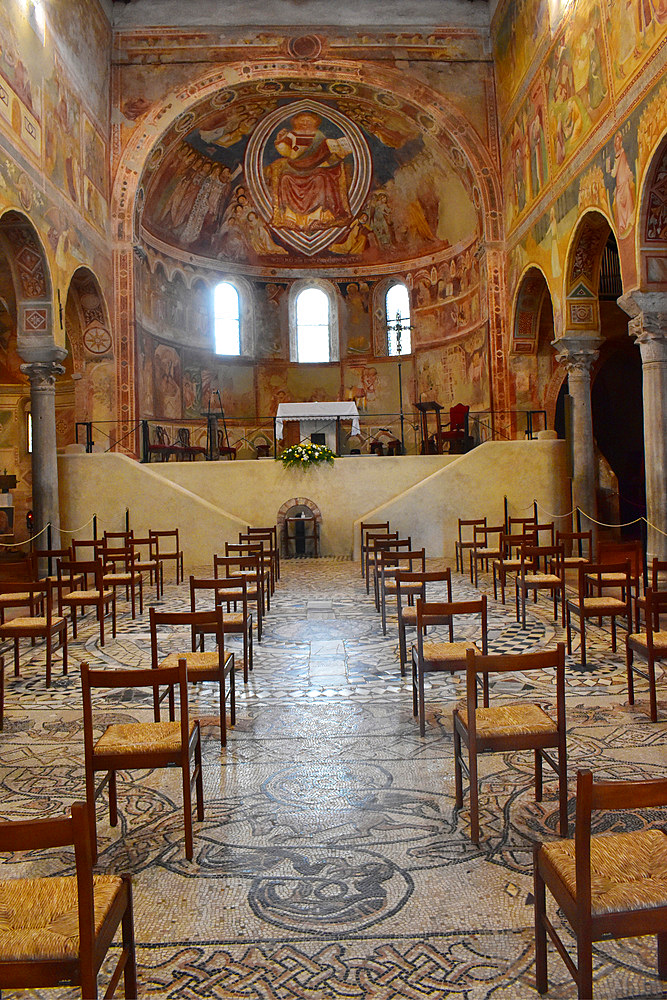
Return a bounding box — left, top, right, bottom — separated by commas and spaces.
59, 515, 96, 536
0, 522, 50, 548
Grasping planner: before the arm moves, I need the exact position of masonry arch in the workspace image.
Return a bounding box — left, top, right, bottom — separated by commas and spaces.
637, 131, 667, 290
511, 266, 563, 433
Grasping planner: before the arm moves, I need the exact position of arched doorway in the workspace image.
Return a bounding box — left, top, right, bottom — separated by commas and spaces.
511, 267, 561, 436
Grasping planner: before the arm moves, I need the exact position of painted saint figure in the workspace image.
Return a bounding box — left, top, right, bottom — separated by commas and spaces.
265, 111, 353, 231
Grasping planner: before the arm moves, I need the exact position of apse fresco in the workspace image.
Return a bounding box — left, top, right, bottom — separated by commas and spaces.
141, 82, 479, 265
416, 327, 490, 412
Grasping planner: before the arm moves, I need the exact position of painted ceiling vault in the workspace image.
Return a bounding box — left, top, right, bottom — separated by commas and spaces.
139, 78, 480, 271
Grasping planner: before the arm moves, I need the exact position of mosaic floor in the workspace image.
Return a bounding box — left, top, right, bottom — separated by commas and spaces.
1, 556, 666, 999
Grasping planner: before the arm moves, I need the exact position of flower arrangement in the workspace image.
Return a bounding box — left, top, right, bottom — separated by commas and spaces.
279, 441, 336, 469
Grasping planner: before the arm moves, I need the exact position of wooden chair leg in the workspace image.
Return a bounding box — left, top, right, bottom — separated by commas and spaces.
13, 637, 19, 677
566, 606, 572, 655
182, 749, 194, 861
62, 626, 68, 676
533, 850, 548, 995
611, 615, 617, 652
99, 602, 105, 646
534, 748, 543, 802
453, 722, 463, 808
468, 741, 479, 845
411, 651, 419, 717
648, 657, 658, 723
576, 931, 593, 1000
194, 729, 204, 822
580, 617, 587, 669
658, 931, 667, 980
229, 656, 236, 726
418, 665, 426, 737
45, 634, 52, 688
626, 646, 635, 705
218, 678, 227, 748
122, 879, 139, 998
558, 745, 568, 837
109, 770, 118, 826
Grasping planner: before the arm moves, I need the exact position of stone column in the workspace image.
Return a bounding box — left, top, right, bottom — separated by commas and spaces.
553, 333, 602, 542
20, 357, 66, 549
619, 292, 667, 563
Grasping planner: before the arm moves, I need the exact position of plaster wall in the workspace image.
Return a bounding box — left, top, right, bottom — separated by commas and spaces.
59, 442, 567, 568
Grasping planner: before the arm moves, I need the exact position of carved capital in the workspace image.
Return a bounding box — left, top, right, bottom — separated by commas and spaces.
551, 332, 602, 375
20, 361, 66, 391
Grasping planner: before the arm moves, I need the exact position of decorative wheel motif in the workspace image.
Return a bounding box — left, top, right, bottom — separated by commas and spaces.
83, 326, 112, 354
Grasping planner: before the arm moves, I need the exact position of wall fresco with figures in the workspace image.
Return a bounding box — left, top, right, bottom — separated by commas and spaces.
493, 0, 667, 312
139, 79, 480, 268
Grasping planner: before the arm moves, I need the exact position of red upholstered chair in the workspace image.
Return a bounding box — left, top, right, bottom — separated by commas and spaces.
438, 403, 469, 453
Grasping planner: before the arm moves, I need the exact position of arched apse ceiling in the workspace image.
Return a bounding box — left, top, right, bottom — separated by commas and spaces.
114, 60, 501, 275
138, 78, 483, 273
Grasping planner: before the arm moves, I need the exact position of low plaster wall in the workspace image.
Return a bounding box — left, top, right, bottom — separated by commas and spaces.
58, 441, 568, 569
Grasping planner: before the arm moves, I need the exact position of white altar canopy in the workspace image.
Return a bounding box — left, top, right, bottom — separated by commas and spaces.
275, 402, 361, 440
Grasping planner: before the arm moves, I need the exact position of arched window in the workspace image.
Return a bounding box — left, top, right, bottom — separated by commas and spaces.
213, 282, 240, 355
386, 283, 411, 356
296, 287, 331, 362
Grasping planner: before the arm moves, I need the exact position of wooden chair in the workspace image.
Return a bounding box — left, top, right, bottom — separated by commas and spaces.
372, 536, 413, 613
469, 524, 504, 587
245, 524, 280, 581
150, 606, 235, 747
148, 424, 174, 462
190, 574, 253, 682
173, 426, 206, 461
395, 568, 452, 675
412, 596, 488, 737
567, 561, 632, 669
515, 544, 566, 629
81, 658, 203, 863
0, 578, 43, 624
364, 531, 398, 593
455, 517, 486, 575
453, 644, 568, 845
626, 588, 667, 722
214, 553, 264, 641
217, 428, 237, 460
0, 655, 4, 730
59, 558, 116, 646
378, 547, 425, 634
29, 546, 85, 615
633, 557, 667, 633
555, 529, 593, 571
586, 538, 644, 613
150, 529, 184, 585
130, 533, 163, 600
99, 541, 144, 619
0, 801, 137, 998
534, 768, 667, 999
492, 530, 536, 604
438, 403, 469, 453
360, 520, 390, 576
225, 542, 271, 612
0, 582, 67, 687
239, 532, 276, 596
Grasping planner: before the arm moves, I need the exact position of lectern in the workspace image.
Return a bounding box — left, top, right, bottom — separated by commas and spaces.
414, 401, 444, 454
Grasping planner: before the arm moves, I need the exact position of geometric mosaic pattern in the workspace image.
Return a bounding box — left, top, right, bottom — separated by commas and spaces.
0, 558, 665, 999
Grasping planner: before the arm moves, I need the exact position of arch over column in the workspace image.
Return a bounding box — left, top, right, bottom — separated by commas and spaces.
619, 135, 667, 561
511, 265, 561, 433
0, 211, 65, 544
65, 267, 116, 447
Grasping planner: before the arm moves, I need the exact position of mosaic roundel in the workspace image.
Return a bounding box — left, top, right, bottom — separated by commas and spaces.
244, 100, 372, 257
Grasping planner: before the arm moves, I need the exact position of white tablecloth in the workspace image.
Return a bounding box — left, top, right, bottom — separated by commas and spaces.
275, 402, 360, 437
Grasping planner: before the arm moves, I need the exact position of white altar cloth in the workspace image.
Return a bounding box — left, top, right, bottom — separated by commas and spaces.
275, 402, 360, 438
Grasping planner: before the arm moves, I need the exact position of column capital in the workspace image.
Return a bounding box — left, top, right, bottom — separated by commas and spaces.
551, 332, 602, 374
20, 360, 66, 389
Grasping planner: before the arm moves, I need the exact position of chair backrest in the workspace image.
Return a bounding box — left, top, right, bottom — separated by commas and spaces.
150, 605, 224, 664
99, 540, 136, 573
416, 595, 488, 651
533, 521, 555, 546
449, 403, 469, 431
81, 658, 190, 750
464, 644, 565, 733
572, 768, 667, 917
0, 802, 97, 961
150, 529, 181, 557
130, 535, 157, 559
578, 559, 631, 600
556, 529, 593, 559
519, 543, 564, 575
500, 530, 536, 557
361, 521, 390, 549
176, 427, 190, 447
473, 524, 504, 546
71, 538, 100, 561
643, 589, 667, 645
30, 547, 69, 578
597, 539, 644, 583
189, 574, 249, 613
59, 557, 104, 589
103, 530, 131, 544
379, 548, 426, 575
395, 568, 452, 608
648, 558, 667, 589
508, 516, 536, 532
213, 553, 260, 582
154, 425, 170, 446
457, 517, 486, 545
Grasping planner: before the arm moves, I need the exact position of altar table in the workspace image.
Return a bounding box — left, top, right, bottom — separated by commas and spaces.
275, 402, 360, 451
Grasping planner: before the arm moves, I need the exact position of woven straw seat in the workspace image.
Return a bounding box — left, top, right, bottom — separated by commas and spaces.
103, 573, 132, 584
160, 649, 233, 682
401, 606, 418, 624
423, 640, 480, 664
535, 769, 667, 998
95, 719, 194, 755
592, 571, 628, 585
627, 630, 667, 652
541, 829, 667, 916
0, 874, 123, 961
69, 588, 112, 601
459, 702, 558, 737
523, 572, 561, 585
581, 596, 627, 611
0, 593, 31, 605
563, 556, 588, 565
0, 616, 49, 633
